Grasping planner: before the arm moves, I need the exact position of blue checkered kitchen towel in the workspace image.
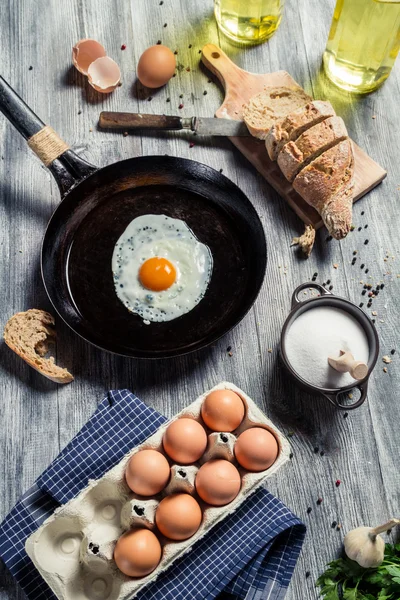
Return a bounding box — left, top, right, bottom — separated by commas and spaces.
0, 389, 306, 600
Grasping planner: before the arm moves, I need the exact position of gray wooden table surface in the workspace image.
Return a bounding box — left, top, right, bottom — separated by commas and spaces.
1, 0, 399, 598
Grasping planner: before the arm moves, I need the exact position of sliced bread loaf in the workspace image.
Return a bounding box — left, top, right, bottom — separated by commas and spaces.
4, 309, 74, 384
293, 139, 354, 240
277, 116, 348, 182
243, 86, 311, 140
265, 100, 335, 160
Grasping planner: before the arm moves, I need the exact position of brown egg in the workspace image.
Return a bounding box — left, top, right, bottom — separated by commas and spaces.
195, 459, 241, 506
125, 449, 170, 496
137, 45, 176, 88
163, 418, 207, 464
234, 427, 279, 472
156, 493, 202, 540
201, 390, 245, 432
114, 529, 162, 577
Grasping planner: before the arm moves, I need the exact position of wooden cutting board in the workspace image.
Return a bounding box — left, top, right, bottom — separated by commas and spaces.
201, 44, 387, 230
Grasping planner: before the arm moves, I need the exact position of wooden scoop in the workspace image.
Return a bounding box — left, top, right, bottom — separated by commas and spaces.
328, 350, 368, 381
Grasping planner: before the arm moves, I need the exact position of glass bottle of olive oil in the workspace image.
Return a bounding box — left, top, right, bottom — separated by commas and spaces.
214, 0, 285, 45
323, 0, 400, 93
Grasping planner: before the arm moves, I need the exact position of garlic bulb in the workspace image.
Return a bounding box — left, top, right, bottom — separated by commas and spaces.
344, 519, 400, 568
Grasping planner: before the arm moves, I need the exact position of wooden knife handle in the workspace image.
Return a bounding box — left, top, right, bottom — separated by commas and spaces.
99, 112, 187, 130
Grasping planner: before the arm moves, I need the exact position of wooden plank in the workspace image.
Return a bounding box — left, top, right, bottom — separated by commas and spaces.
201, 43, 387, 229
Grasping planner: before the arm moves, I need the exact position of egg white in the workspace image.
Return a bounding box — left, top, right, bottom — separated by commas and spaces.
112, 214, 213, 323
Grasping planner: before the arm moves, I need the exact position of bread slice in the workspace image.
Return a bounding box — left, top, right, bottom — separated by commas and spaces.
293, 140, 354, 240
265, 101, 335, 160
4, 309, 74, 384
243, 86, 311, 140
277, 116, 348, 182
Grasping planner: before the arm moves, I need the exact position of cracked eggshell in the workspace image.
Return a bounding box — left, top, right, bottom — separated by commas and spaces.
87, 57, 121, 93
72, 39, 107, 76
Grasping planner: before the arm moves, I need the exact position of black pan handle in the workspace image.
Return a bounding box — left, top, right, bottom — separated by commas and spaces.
0, 76, 97, 196
322, 381, 369, 410
291, 282, 332, 309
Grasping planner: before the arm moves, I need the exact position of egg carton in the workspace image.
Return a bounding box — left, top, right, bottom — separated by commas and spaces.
25, 382, 290, 600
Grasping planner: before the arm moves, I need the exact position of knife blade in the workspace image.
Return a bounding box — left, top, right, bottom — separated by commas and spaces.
99, 112, 250, 136
194, 117, 249, 136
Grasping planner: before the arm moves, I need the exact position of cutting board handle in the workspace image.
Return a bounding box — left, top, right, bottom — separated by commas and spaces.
201, 44, 244, 93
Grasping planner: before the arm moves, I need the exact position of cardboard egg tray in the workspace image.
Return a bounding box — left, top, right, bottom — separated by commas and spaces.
25, 382, 290, 600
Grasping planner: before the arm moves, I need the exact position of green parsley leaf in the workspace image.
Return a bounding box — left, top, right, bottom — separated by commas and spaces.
316, 543, 400, 600
343, 588, 358, 599
385, 565, 400, 578
317, 574, 339, 587
321, 589, 341, 600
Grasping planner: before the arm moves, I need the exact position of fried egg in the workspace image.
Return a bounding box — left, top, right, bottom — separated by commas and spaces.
112, 214, 213, 323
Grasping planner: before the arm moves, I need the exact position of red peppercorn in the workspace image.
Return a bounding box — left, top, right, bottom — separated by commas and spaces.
121, 44, 126, 50
189, 142, 195, 148
178, 103, 184, 109
335, 479, 341, 487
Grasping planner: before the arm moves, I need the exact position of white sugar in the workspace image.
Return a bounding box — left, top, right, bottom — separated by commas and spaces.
285, 306, 369, 389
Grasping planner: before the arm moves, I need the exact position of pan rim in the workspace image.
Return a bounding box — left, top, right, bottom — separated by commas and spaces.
40, 155, 267, 359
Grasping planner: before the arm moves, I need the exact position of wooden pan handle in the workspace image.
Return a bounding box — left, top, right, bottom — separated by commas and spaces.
201, 44, 245, 92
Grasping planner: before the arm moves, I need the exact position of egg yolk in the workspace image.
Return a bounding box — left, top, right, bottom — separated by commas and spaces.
139, 257, 176, 291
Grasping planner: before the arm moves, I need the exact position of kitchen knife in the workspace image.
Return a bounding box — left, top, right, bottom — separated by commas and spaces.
99, 112, 250, 136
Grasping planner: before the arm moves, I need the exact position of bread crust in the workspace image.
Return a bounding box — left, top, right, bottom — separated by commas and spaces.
4, 309, 74, 384
265, 100, 335, 160
293, 140, 354, 239
277, 116, 348, 182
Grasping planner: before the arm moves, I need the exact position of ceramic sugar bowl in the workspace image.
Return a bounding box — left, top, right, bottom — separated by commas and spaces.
280, 283, 380, 410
